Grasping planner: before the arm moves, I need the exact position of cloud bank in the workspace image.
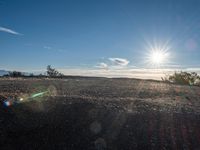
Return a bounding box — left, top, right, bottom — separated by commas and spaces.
57, 68, 171, 80
0, 26, 21, 35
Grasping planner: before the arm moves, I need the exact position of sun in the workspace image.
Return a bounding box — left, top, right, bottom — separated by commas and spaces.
145, 43, 170, 67
150, 50, 166, 65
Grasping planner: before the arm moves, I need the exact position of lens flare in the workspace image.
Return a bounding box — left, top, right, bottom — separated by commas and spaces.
2, 91, 48, 108
3, 100, 11, 107
31, 91, 47, 98
2, 86, 56, 108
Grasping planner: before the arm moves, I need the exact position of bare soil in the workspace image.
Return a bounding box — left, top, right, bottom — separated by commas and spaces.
0, 78, 200, 150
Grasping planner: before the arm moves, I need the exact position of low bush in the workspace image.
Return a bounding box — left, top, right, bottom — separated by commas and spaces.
162, 71, 200, 86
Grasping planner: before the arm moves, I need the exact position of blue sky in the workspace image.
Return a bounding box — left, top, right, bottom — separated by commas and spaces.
1, 0, 200, 78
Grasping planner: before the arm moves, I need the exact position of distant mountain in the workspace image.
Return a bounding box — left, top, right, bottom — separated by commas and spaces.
0, 70, 8, 76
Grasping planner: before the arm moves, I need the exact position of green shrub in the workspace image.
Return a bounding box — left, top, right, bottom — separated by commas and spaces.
162, 71, 200, 86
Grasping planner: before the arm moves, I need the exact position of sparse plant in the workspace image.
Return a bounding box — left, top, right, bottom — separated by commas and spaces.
46, 65, 64, 77
162, 71, 200, 86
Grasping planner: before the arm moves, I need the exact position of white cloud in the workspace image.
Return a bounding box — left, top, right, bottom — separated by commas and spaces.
185, 67, 200, 71
109, 58, 129, 66
0, 26, 21, 35
43, 46, 67, 52
95, 63, 108, 69
43, 46, 52, 50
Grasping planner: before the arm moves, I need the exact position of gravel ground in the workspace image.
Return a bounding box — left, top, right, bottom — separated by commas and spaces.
0, 78, 200, 150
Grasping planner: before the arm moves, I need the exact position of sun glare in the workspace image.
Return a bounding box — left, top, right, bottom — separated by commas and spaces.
150, 50, 166, 65
145, 42, 170, 68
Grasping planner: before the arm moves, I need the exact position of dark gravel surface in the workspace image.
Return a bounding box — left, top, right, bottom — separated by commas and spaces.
0, 78, 200, 150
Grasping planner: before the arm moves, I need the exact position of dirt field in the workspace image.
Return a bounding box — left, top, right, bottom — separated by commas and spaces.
0, 78, 200, 150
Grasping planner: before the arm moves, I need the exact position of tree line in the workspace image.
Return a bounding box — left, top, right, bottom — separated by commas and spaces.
3, 65, 63, 78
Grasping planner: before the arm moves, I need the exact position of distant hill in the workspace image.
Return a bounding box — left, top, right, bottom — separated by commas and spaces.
0, 70, 8, 76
